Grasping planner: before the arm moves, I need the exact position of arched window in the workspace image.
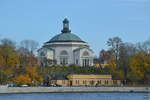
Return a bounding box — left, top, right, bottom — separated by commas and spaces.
82, 51, 90, 66
82, 51, 89, 57
60, 50, 68, 64
60, 50, 68, 56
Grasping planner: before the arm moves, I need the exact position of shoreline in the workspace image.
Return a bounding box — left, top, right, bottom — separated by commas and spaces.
0, 87, 149, 94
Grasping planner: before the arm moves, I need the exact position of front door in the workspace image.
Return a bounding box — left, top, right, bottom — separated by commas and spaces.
70, 81, 72, 86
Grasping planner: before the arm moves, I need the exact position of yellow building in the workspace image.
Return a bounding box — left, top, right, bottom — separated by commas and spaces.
51, 75, 69, 87
68, 74, 112, 86
51, 74, 121, 87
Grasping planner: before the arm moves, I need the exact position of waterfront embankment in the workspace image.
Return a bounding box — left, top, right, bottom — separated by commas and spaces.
0, 87, 150, 94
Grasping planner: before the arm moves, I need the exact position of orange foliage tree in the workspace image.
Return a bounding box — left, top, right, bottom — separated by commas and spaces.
13, 74, 31, 85
25, 53, 43, 85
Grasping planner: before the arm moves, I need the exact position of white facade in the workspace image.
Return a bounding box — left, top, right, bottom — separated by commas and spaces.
38, 18, 94, 67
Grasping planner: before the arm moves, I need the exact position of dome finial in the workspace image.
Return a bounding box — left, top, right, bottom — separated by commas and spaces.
61, 18, 71, 33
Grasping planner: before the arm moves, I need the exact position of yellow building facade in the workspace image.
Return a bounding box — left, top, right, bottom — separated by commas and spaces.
51, 74, 121, 87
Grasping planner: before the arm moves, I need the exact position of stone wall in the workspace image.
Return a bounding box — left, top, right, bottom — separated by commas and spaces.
0, 87, 149, 94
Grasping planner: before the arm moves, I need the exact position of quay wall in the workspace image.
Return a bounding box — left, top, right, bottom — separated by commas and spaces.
0, 87, 149, 94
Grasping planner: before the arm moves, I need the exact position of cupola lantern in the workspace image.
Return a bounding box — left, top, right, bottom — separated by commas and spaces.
61, 18, 71, 33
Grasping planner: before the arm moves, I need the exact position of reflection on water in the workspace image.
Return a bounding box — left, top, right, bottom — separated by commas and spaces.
0, 93, 149, 100
144, 93, 149, 100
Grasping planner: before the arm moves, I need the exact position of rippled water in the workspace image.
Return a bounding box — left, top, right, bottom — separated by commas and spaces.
0, 93, 149, 100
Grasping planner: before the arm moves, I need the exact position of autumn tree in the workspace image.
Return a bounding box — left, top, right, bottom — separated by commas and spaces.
0, 39, 19, 75
0, 70, 7, 84
107, 56, 117, 72
118, 43, 138, 82
13, 74, 31, 85
130, 51, 150, 83
25, 53, 43, 85
127, 70, 140, 85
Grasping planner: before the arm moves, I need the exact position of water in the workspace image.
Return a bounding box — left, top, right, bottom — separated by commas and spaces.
0, 93, 149, 100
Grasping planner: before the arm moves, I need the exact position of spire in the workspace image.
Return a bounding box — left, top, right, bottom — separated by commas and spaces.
61, 18, 71, 33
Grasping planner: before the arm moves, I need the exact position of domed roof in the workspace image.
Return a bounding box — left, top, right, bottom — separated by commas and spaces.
47, 33, 84, 43
46, 18, 85, 43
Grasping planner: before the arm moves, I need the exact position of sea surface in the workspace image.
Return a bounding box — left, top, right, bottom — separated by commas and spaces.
0, 93, 149, 100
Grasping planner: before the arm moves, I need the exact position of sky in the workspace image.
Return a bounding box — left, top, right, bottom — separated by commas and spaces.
0, 0, 150, 56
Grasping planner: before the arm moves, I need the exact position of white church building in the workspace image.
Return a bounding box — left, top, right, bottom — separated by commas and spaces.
38, 18, 94, 67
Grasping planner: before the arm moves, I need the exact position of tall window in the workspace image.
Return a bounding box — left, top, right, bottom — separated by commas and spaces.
76, 80, 79, 85
60, 57, 68, 64
82, 59, 90, 66
105, 80, 109, 85
82, 51, 90, 66
97, 80, 101, 84
83, 51, 89, 56
60, 50, 68, 64
76, 59, 78, 64
83, 80, 87, 85
90, 80, 94, 86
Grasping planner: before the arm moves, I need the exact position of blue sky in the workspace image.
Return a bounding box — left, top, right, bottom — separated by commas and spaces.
0, 0, 150, 56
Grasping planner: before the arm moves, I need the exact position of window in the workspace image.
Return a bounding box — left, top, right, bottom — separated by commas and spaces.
76, 80, 79, 85
64, 23, 69, 28
40, 52, 45, 57
90, 80, 94, 85
60, 57, 68, 64
82, 59, 90, 66
82, 51, 89, 56
76, 59, 78, 64
105, 80, 108, 85
97, 80, 101, 84
60, 50, 68, 64
62, 80, 65, 84
82, 51, 90, 66
83, 80, 87, 85
113, 80, 117, 85
60, 51, 68, 55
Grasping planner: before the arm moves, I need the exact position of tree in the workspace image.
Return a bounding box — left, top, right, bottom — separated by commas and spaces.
140, 39, 150, 54
0, 40, 19, 75
99, 49, 113, 64
118, 43, 129, 81
20, 40, 39, 53
0, 38, 16, 49
17, 47, 30, 56
0, 70, 7, 84
25, 53, 43, 85
127, 70, 140, 84
0, 56, 5, 69
107, 56, 117, 72
124, 43, 137, 57
130, 51, 150, 83
118, 43, 137, 82
13, 74, 31, 85
107, 37, 123, 62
